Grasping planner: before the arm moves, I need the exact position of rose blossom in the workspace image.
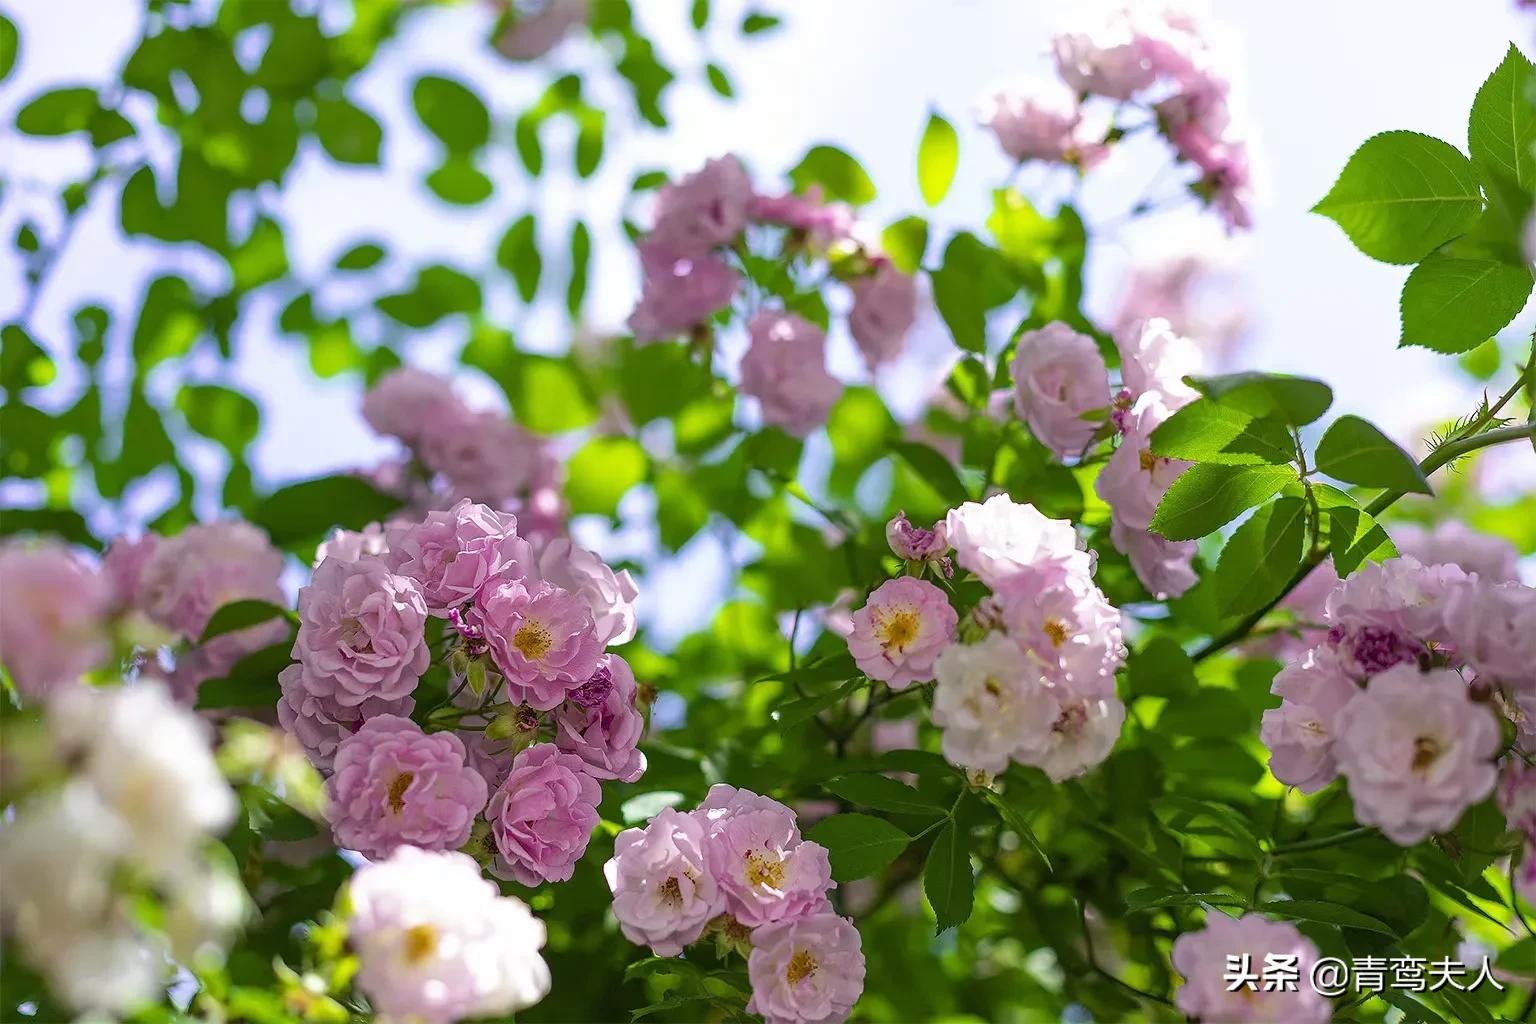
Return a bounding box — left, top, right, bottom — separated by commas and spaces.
605, 807, 725, 956
1332, 665, 1501, 845
1393, 521, 1519, 583
315, 523, 388, 566
1323, 556, 1462, 677
1012, 321, 1112, 458
0, 540, 112, 699
1015, 691, 1126, 782
628, 242, 741, 343
746, 913, 866, 1024
326, 715, 487, 860
847, 263, 918, 370
846, 577, 957, 690
361, 367, 462, 446
944, 494, 1092, 588
992, 571, 1124, 698
1095, 394, 1190, 531
885, 511, 949, 565
648, 155, 752, 256
536, 537, 640, 646
490, 0, 587, 61
487, 743, 601, 885
1109, 517, 1198, 600
277, 663, 415, 772
1171, 912, 1329, 1024
294, 556, 430, 707
1051, 18, 1157, 101
739, 311, 841, 437
1438, 580, 1536, 691
1116, 317, 1203, 409
385, 499, 534, 615
349, 847, 550, 1023
553, 655, 647, 782
100, 533, 161, 613
1259, 645, 1357, 793
980, 81, 1106, 167
700, 790, 833, 927
138, 521, 285, 639
472, 577, 604, 709
932, 634, 1057, 773
747, 189, 856, 249
418, 408, 542, 509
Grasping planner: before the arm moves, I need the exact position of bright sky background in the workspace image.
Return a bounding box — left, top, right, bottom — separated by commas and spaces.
4, 0, 1535, 633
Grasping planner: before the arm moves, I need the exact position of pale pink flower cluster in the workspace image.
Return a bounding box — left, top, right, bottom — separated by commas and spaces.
1093, 319, 1205, 599
1500, 764, 1536, 905
348, 847, 551, 1022
1171, 912, 1330, 1023
605, 787, 863, 1024
0, 540, 113, 700
360, 367, 562, 526
846, 577, 958, 689
979, 80, 1108, 168
1043, 3, 1253, 230
488, 0, 587, 62
914, 496, 1126, 779
1011, 322, 1112, 458
277, 497, 646, 882
625, 154, 920, 423
1261, 555, 1533, 845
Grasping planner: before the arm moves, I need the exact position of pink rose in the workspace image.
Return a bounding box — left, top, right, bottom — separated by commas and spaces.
1109, 517, 1198, 601
703, 793, 833, 928
1333, 664, 1501, 845
845, 577, 957, 690
138, 521, 285, 639
277, 663, 415, 772
1115, 318, 1202, 410
1095, 395, 1190, 531
1014, 691, 1126, 782
847, 263, 918, 370
746, 913, 866, 1024
1011, 321, 1112, 458
326, 715, 488, 860
1392, 522, 1519, 583
739, 311, 841, 437
362, 367, 462, 446
491, 0, 587, 61
944, 494, 1092, 589
627, 242, 741, 343
471, 577, 604, 710
486, 744, 601, 885
100, 533, 161, 613
932, 635, 1058, 774
315, 523, 388, 566
992, 570, 1124, 698
418, 409, 543, 511
884, 511, 949, 565
535, 537, 639, 647
293, 556, 429, 707
385, 499, 535, 616
604, 806, 725, 956
748, 189, 857, 247
553, 655, 647, 782
1171, 912, 1329, 1024
648, 155, 752, 256
1439, 580, 1536, 691
1258, 645, 1357, 793
980, 82, 1106, 167
0, 540, 112, 700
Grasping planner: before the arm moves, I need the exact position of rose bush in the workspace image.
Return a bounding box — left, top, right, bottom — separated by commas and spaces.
1, 2, 1534, 1022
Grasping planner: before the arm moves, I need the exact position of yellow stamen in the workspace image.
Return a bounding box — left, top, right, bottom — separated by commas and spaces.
513, 620, 553, 661
744, 849, 787, 890
386, 771, 414, 814
658, 876, 683, 908
1043, 618, 1069, 647
403, 924, 437, 964
786, 949, 819, 986
876, 608, 920, 652
1412, 735, 1441, 772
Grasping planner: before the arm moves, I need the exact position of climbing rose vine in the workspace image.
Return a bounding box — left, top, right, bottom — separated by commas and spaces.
1, 3, 1534, 1023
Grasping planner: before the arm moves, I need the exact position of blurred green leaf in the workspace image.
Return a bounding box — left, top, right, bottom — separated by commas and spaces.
924, 821, 974, 933
15, 86, 97, 135
177, 384, 260, 454
917, 110, 959, 206
787, 144, 876, 205
314, 97, 383, 165
566, 436, 647, 517
412, 74, 490, 153
250, 475, 401, 548
497, 214, 542, 302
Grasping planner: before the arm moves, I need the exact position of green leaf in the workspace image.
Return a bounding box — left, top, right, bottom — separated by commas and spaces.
314, 97, 382, 165
770, 678, 859, 730
16, 86, 97, 135
690, 0, 710, 30
336, 242, 385, 271
199, 600, 293, 644
565, 436, 647, 517
1399, 255, 1533, 354
930, 232, 1017, 353
824, 774, 945, 817
1327, 505, 1397, 576
426, 156, 494, 205
741, 11, 781, 33
1468, 44, 1536, 190
177, 384, 260, 454
804, 813, 910, 881
881, 216, 928, 274
1190, 373, 1334, 427
1315, 414, 1432, 493
412, 74, 490, 153
1127, 636, 1196, 698
619, 791, 685, 825
787, 145, 876, 205
705, 62, 733, 98
923, 822, 974, 932
1150, 399, 1294, 466
982, 790, 1051, 870
195, 643, 291, 710
1149, 464, 1296, 541
1214, 498, 1307, 615
917, 111, 959, 206
1311, 131, 1482, 264
0, 15, 17, 83
566, 220, 591, 315
890, 441, 969, 507
1254, 899, 1395, 935
1158, 691, 1255, 740
502, 353, 598, 434
229, 217, 288, 291
574, 105, 605, 177
496, 214, 542, 302
1125, 888, 1248, 912
251, 476, 401, 548
376, 265, 482, 328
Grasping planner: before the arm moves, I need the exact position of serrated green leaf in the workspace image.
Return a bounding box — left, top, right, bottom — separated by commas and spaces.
1399, 255, 1533, 354
1315, 414, 1432, 494
1254, 898, 1395, 935
1215, 497, 1307, 615
824, 774, 945, 817
1468, 44, 1536, 190
1312, 131, 1481, 265
770, 678, 859, 730
923, 821, 974, 932
1328, 505, 1397, 576
1150, 399, 1294, 466
917, 111, 959, 206
804, 813, 910, 881
1190, 373, 1333, 427
1149, 464, 1296, 541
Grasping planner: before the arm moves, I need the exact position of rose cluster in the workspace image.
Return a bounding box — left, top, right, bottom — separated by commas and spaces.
1170, 912, 1331, 1024
345, 845, 552, 1023
605, 786, 865, 1024
0, 523, 289, 707
1260, 554, 1535, 847
1011, 315, 1206, 599
982, 2, 1253, 230
361, 366, 566, 541
846, 495, 1127, 782
0, 682, 243, 1017
278, 496, 646, 890
625, 153, 920, 436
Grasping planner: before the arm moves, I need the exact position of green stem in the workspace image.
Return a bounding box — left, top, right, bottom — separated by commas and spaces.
1271, 825, 1376, 857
